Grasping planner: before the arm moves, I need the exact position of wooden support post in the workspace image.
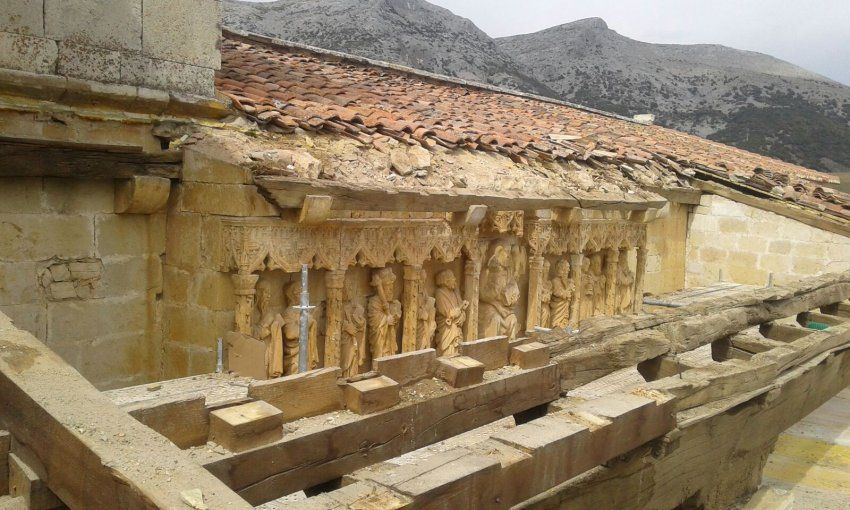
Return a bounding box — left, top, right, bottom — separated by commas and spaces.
526, 255, 546, 333
402, 265, 421, 352
324, 270, 346, 367
232, 273, 259, 336
464, 258, 481, 341
604, 248, 619, 315
633, 245, 647, 313
568, 252, 584, 327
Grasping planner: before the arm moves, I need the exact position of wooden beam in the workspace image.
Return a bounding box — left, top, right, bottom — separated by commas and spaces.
0, 313, 251, 509
255, 176, 666, 213
0, 141, 181, 179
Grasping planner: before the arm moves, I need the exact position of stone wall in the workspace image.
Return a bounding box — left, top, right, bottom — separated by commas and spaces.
686, 194, 850, 287
0, 177, 165, 389
644, 202, 689, 295
0, 0, 220, 96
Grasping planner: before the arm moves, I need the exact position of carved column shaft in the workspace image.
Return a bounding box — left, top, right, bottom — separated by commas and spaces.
463, 259, 480, 341
324, 270, 346, 367
231, 273, 260, 335
402, 265, 421, 352
526, 255, 546, 332
568, 253, 583, 327
604, 248, 620, 315
633, 245, 648, 313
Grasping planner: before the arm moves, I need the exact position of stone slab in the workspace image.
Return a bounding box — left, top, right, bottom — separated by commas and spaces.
209, 400, 284, 453
344, 376, 401, 415
435, 356, 485, 388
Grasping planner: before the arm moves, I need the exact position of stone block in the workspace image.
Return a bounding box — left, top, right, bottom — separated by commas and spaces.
510, 342, 550, 369
344, 376, 401, 415
142, 0, 221, 69
758, 253, 792, 273
209, 401, 284, 453
162, 265, 190, 303
0, 1, 43, 35
120, 53, 215, 96
0, 213, 93, 261
45, 0, 141, 51
7, 452, 63, 510
114, 176, 171, 214
248, 367, 344, 421
373, 348, 436, 385
717, 217, 747, 234
459, 335, 509, 370
792, 257, 823, 276
435, 356, 485, 388
0, 178, 42, 214
100, 256, 153, 297
165, 213, 203, 270
56, 42, 121, 82
75, 330, 153, 389
183, 146, 252, 184
165, 304, 229, 350
0, 262, 39, 306
47, 294, 147, 345
0, 32, 57, 74
162, 341, 189, 380
178, 182, 279, 217
0, 304, 46, 340
95, 214, 151, 256
192, 270, 235, 312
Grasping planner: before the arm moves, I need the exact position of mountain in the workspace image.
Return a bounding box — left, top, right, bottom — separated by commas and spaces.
497, 18, 850, 173
222, 0, 557, 97
223, 2, 850, 174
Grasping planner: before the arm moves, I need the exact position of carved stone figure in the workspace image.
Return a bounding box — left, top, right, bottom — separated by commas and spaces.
253, 280, 285, 378
550, 259, 575, 328
617, 255, 635, 314
539, 260, 553, 328
479, 246, 520, 340
591, 252, 607, 316
416, 268, 437, 350
435, 269, 468, 356
282, 281, 320, 375
341, 295, 367, 378
368, 268, 403, 359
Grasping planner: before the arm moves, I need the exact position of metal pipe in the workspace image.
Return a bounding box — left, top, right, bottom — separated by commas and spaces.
298, 264, 311, 373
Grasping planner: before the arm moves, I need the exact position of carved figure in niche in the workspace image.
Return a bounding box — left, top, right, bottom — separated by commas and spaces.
341, 290, 367, 378
479, 245, 520, 340
435, 269, 469, 356
282, 282, 320, 375
580, 257, 594, 320
253, 280, 285, 378
368, 268, 402, 359
416, 268, 437, 350
539, 260, 553, 328
591, 252, 607, 316
617, 255, 635, 314
550, 259, 575, 328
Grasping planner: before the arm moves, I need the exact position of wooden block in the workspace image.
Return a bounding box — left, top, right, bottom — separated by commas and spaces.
124, 393, 208, 449
248, 367, 343, 422
435, 356, 485, 388
374, 348, 437, 385
210, 401, 284, 453
344, 376, 401, 415
0, 431, 9, 496
510, 342, 550, 369
226, 331, 268, 380
509, 336, 531, 351
460, 335, 509, 370
7, 453, 63, 510
0, 496, 27, 510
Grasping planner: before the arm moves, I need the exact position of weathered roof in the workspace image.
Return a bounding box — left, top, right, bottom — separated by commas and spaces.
216, 30, 849, 222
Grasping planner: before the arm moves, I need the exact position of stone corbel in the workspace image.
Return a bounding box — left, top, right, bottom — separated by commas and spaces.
298, 195, 333, 225
114, 176, 171, 214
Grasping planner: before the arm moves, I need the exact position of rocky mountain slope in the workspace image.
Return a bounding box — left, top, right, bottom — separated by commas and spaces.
222, 0, 556, 96
224, 1, 850, 174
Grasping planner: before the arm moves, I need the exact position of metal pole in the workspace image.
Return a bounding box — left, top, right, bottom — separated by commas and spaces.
297, 264, 312, 373
215, 337, 224, 374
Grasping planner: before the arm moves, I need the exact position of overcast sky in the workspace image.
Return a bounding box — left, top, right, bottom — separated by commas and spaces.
245, 0, 850, 85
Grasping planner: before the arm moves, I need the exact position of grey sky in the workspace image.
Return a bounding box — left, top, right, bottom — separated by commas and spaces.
245, 0, 850, 85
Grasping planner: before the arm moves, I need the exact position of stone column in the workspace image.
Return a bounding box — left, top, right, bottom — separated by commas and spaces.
633, 245, 647, 313
231, 273, 259, 335
568, 252, 583, 328
463, 258, 481, 341
604, 248, 620, 315
402, 265, 421, 352
324, 270, 346, 367
526, 255, 546, 333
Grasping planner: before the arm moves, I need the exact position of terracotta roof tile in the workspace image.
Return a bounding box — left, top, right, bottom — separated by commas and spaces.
216, 33, 848, 222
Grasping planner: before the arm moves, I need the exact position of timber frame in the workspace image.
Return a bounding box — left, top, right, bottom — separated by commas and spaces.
1, 271, 849, 508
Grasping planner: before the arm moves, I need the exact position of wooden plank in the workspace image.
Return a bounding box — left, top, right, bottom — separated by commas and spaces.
255, 176, 665, 213
248, 367, 344, 422
460, 336, 509, 370
123, 393, 209, 449
373, 349, 436, 386
200, 363, 560, 504
7, 449, 62, 510
0, 431, 8, 496
0, 313, 251, 509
